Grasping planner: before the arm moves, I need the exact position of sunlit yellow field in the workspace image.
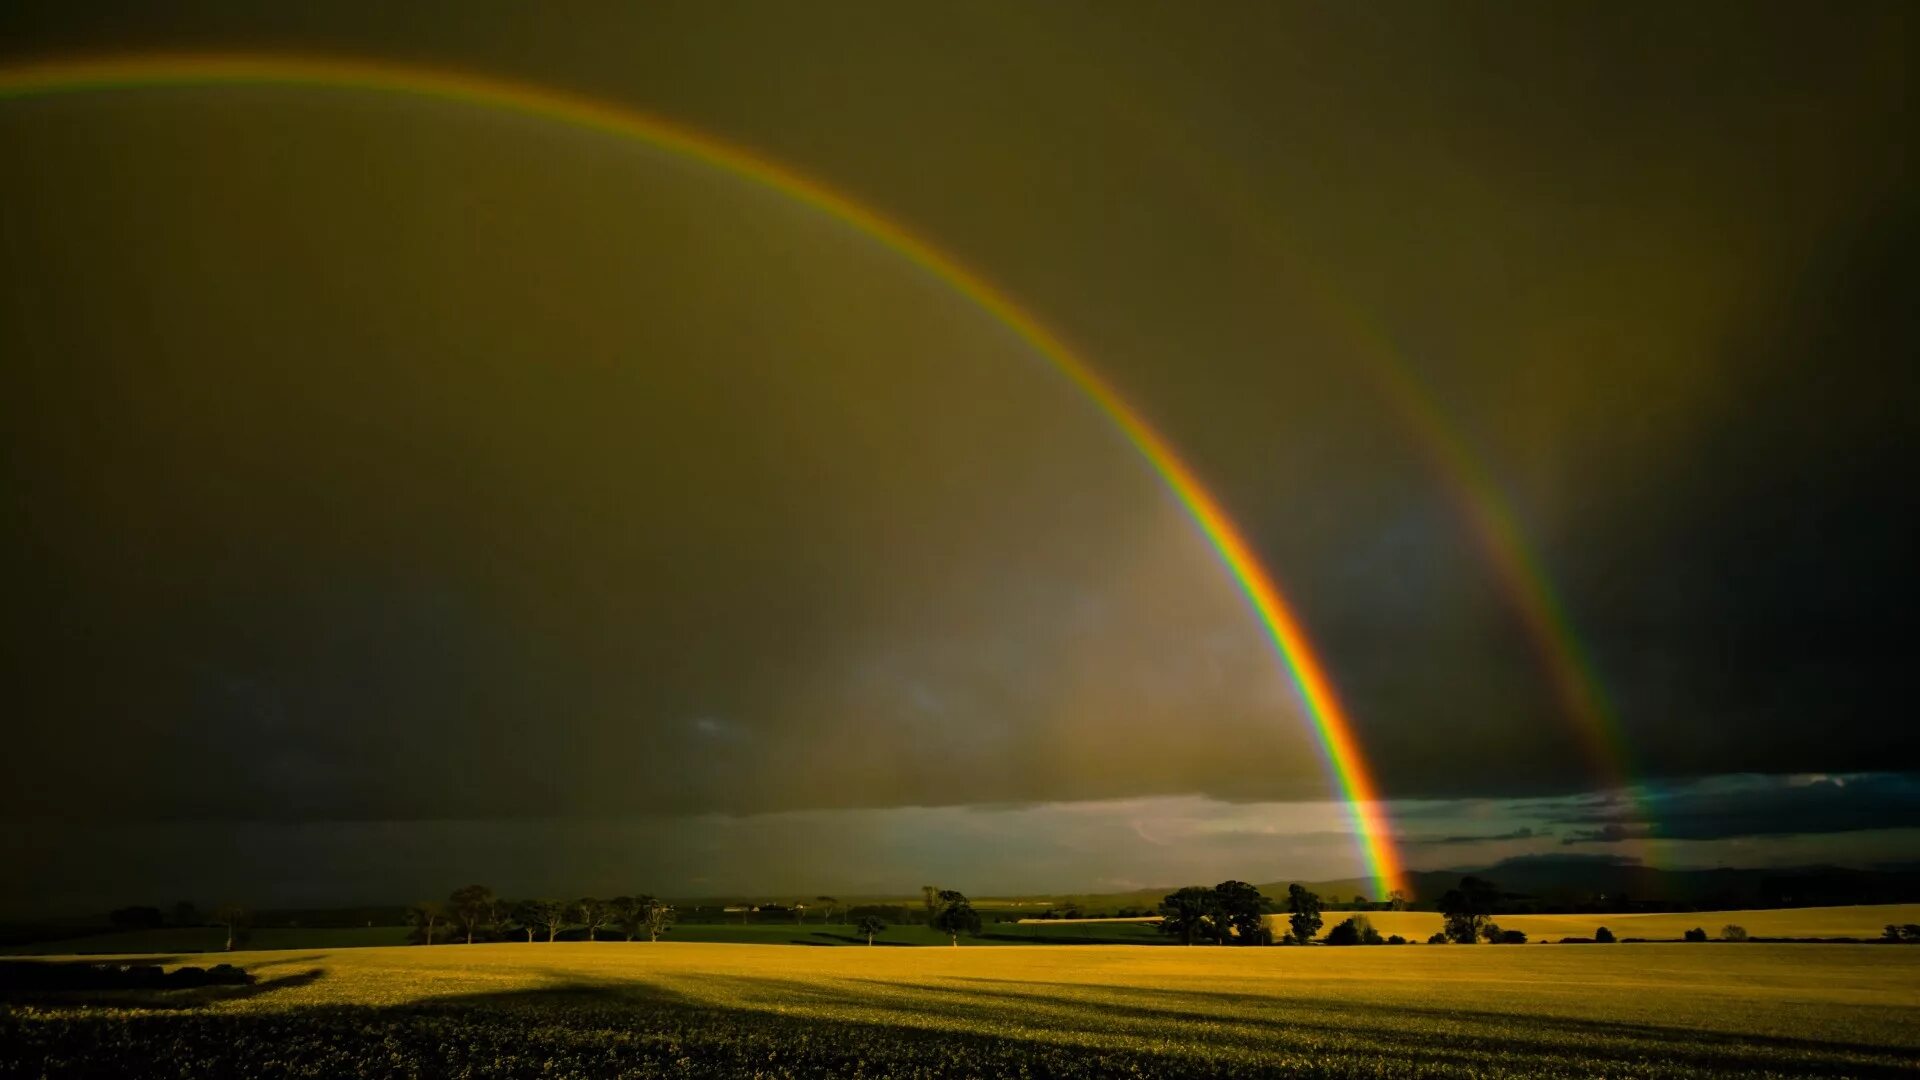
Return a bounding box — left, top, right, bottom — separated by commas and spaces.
6, 941, 1917, 1077
1284, 903, 1920, 942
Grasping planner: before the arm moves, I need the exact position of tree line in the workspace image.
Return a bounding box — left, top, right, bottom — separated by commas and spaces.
407, 886, 675, 945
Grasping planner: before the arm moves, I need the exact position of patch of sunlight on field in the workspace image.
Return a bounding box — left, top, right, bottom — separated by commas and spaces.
5, 941, 1918, 1077
1286, 903, 1920, 942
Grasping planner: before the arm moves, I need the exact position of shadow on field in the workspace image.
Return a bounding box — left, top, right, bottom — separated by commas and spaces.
2, 968, 1913, 1079
0, 960, 326, 1012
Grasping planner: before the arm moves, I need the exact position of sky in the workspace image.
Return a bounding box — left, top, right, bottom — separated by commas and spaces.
0, 2, 1914, 913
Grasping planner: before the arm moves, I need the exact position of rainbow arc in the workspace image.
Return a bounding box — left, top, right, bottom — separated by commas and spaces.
0, 52, 1405, 893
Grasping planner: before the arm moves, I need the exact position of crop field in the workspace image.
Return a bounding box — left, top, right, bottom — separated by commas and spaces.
1289, 903, 1920, 943
4, 941, 1916, 1078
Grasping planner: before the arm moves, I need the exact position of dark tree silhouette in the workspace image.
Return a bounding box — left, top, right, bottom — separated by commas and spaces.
408, 901, 447, 946
932, 890, 981, 946
1157, 886, 1221, 946
211, 904, 250, 951
853, 914, 886, 945
507, 900, 542, 942
449, 885, 496, 945
816, 896, 840, 924
528, 899, 568, 942
1327, 915, 1383, 945
573, 897, 609, 941
1684, 926, 1708, 942
1439, 876, 1500, 943
1286, 884, 1323, 944
646, 898, 676, 942
1214, 881, 1271, 945
1595, 926, 1616, 943
110, 906, 164, 931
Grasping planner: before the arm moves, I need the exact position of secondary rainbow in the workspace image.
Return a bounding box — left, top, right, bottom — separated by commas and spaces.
1118, 106, 1656, 858
0, 51, 1406, 893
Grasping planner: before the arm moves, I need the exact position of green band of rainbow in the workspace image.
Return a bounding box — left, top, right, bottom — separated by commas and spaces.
0, 51, 1405, 893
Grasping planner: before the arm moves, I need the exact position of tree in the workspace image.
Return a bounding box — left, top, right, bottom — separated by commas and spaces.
506, 900, 543, 942
530, 899, 569, 942
853, 914, 886, 945
408, 901, 447, 946
816, 896, 840, 924
212, 904, 250, 952
1684, 927, 1708, 942
110, 906, 164, 931
1721, 924, 1749, 942
608, 896, 643, 941
1439, 876, 1500, 943
1426, 932, 1448, 944
1387, 934, 1408, 945
637, 895, 675, 937
1214, 881, 1271, 945
1479, 921, 1504, 944
1594, 926, 1616, 943
1387, 890, 1409, 912
921, 886, 941, 927
1495, 928, 1528, 944
574, 897, 609, 941
1327, 915, 1383, 946
449, 884, 497, 945
1157, 886, 1221, 946
932, 889, 981, 946
1286, 884, 1324, 944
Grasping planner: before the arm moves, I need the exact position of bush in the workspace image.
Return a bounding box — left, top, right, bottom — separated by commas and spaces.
1496, 929, 1527, 944
1721, 924, 1749, 942
1559, 937, 1594, 944
1386, 935, 1407, 945
1324, 915, 1384, 946
1594, 926, 1615, 943
1684, 927, 1709, 942
1426, 932, 1448, 945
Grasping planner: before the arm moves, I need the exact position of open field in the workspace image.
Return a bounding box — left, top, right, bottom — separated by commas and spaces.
1291, 904, 1920, 942
4, 942, 1917, 1078
8, 904, 1911, 956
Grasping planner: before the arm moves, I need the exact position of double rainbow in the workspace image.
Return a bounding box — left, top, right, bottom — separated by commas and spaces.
0, 51, 1405, 893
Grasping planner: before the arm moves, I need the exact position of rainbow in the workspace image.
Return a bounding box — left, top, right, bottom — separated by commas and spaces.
1122, 113, 1654, 858
0, 51, 1406, 893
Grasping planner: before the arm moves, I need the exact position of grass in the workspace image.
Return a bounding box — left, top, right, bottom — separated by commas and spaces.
3, 940, 1916, 1077
1298, 903, 1920, 942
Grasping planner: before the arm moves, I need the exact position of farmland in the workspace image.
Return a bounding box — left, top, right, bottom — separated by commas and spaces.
4, 941, 1917, 1078
1285, 903, 1920, 943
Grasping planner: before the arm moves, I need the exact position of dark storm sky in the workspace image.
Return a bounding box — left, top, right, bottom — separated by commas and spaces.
1, 2, 1914, 908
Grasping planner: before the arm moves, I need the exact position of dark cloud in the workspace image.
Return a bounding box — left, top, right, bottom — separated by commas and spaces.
1405, 827, 1544, 847
0, 0, 1913, 858
1556, 775, 1920, 842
